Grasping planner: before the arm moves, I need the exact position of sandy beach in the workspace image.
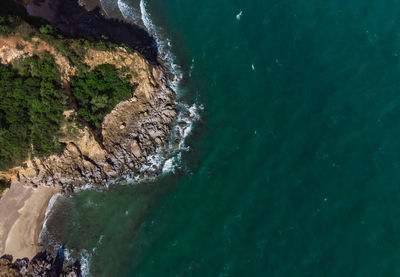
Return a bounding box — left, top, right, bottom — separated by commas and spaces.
0, 184, 58, 259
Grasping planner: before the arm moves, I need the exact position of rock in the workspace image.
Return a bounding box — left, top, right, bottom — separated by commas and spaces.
14, 258, 29, 275
0, 47, 177, 190
0, 250, 80, 277
174, 139, 180, 149
0, 255, 13, 262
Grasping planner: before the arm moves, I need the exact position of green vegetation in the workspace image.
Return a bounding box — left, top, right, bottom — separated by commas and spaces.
0, 55, 133, 170
0, 0, 119, 56
0, 5, 136, 170
0, 55, 134, 170
0, 15, 21, 35
0, 54, 66, 170
71, 64, 133, 129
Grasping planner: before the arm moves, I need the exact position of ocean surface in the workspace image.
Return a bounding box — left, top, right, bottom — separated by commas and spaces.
43, 0, 400, 276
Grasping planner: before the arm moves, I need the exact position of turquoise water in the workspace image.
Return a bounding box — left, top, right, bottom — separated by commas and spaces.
45, 0, 400, 275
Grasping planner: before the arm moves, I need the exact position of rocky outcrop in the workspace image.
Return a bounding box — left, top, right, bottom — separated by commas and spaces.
0, 44, 177, 191
0, 251, 80, 277
0, 1, 180, 275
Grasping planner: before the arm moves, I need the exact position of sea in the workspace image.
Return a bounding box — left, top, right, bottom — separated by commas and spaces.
42, 0, 400, 276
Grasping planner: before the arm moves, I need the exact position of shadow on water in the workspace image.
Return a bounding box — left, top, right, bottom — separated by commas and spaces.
15, 0, 158, 62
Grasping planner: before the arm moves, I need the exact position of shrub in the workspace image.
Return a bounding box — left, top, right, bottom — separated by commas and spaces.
0, 25, 11, 35
39, 24, 55, 35
0, 55, 66, 169
71, 64, 134, 129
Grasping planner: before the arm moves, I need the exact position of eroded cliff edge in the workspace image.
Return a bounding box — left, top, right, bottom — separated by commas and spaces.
0, 38, 176, 191
0, 2, 177, 191
0, 1, 180, 275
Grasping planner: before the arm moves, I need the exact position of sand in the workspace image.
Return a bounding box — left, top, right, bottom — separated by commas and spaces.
0, 183, 58, 259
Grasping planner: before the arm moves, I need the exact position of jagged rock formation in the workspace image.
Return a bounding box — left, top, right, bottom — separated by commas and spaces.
0, 1, 180, 275
0, 42, 177, 190
0, 251, 80, 277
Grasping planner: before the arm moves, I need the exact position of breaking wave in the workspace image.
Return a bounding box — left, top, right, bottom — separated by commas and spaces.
139, 0, 182, 91
40, 193, 62, 238
117, 0, 142, 23
116, 0, 201, 174
40, 1, 203, 275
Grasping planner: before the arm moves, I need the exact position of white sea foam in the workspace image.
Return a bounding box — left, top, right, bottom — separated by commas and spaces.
65, 234, 105, 277
75, 183, 104, 192
117, 0, 141, 23
63, 247, 73, 263
40, 193, 62, 237
236, 10, 243, 20
126, 102, 202, 177
83, 0, 203, 184
139, 0, 152, 33
162, 155, 178, 173
189, 58, 195, 77
63, 246, 95, 277
38, 3, 202, 275
139, 0, 182, 91
116, 1, 202, 176
122, 102, 202, 178
99, 1, 201, 179
80, 249, 92, 277
140, 150, 164, 173
173, 103, 202, 149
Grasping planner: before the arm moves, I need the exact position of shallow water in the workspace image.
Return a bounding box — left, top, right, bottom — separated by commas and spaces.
45, 0, 400, 275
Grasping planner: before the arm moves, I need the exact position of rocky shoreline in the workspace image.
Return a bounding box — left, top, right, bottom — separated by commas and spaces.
0, 250, 81, 277
0, 0, 183, 275
2, 47, 177, 191
0, 0, 178, 192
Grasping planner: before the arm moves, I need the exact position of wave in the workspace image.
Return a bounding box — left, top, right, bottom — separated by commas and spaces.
79, 250, 92, 277
99, 0, 119, 16
64, 247, 93, 277
139, 0, 182, 91
173, 103, 202, 149
117, 0, 142, 23
40, 193, 62, 236
236, 10, 243, 20
189, 58, 195, 77
140, 1, 204, 171
42, 2, 204, 274
116, 0, 202, 175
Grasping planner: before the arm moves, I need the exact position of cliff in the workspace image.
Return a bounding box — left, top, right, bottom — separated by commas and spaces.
0, 29, 176, 192
0, 2, 180, 274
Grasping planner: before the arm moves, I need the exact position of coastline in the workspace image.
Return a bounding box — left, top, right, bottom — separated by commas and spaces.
0, 0, 180, 265
0, 1, 197, 274
0, 184, 58, 259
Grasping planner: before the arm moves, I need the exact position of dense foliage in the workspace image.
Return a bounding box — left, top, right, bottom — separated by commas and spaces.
0, 58, 134, 170
0, 15, 19, 35
71, 64, 133, 129
0, 54, 66, 170
0, 3, 136, 170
